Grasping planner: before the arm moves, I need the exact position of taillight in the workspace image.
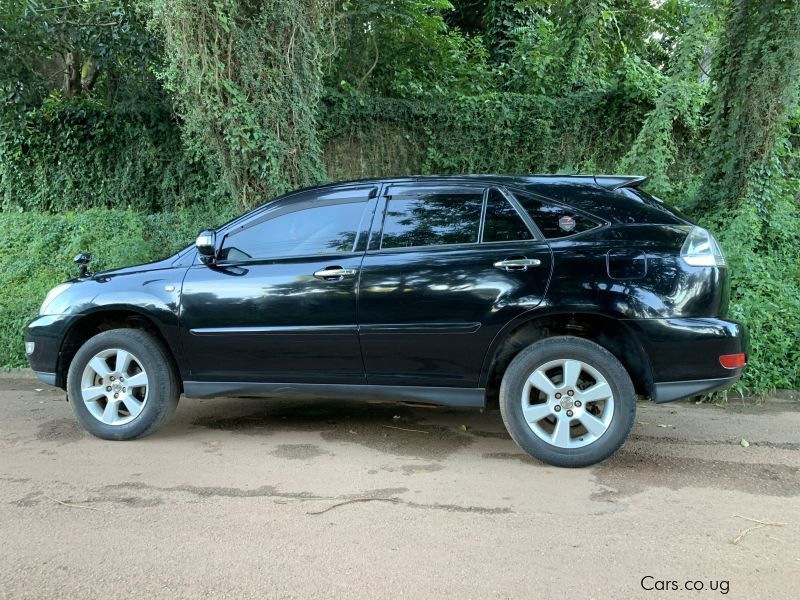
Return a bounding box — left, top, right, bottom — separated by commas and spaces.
680, 227, 727, 267
719, 353, 746, 369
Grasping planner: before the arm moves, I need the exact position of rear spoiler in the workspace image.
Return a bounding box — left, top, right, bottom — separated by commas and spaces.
592, 175, 648, 190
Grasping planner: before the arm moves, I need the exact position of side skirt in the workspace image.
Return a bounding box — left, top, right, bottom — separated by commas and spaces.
183, 381, 486, 408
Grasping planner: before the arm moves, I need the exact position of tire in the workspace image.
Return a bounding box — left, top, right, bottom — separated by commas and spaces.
499, 336, 635, 468
66, 328, 180, 440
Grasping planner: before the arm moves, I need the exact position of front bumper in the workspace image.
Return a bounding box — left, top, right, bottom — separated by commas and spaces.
624, 317, 748, 402
25, 314, 81, 389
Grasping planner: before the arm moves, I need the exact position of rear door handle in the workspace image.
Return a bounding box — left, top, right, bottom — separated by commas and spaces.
493, 258, 541, 272
313, 266, 357, 281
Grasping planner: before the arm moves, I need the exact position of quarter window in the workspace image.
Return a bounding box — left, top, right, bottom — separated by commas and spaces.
380, 191, 484, 249
482, 189, 533, 242
220, 199, 366, 260
513, 191, 601, 239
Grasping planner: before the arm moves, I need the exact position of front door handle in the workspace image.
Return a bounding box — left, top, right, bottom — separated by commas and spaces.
493, 258, 541, 272
313, 266, 357, 281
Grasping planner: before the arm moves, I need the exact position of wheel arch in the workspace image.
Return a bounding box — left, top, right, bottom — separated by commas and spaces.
480, 312, 654, 408
57, 308, 183, 391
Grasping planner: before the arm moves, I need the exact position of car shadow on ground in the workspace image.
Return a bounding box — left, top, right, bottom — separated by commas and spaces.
183, 396, 506, 461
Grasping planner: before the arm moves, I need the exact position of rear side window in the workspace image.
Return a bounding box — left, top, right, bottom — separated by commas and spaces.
482, 188, 533, 242
381, 191, 484, 249
513, 191, 601, 239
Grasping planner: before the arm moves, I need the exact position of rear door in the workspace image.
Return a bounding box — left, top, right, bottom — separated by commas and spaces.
180, 186, 378, 384
357, 184, 553, 387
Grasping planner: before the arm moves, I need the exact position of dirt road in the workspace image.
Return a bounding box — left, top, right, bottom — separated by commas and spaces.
0, 378, 798, 599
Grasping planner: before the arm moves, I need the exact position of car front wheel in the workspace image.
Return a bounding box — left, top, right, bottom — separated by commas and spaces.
66, 328, 180, 440
499, 336, 636, 467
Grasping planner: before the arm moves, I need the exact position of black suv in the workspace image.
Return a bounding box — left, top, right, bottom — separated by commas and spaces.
25, 175, 747, 467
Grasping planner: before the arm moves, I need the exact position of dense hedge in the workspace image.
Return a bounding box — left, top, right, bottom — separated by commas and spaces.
0, 99, 229, 213
320, 90, 649, 182
2, 91, 650, 213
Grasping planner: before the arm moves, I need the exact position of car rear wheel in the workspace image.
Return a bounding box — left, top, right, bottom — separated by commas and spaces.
66, 329, 179, 440
499, 336, 636, 467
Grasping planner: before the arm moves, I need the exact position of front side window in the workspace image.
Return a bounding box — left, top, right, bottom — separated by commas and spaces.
482, 188, 533, 242
513, 191, 601, 239
221, 199, 366, 260
380, 190, 484, 249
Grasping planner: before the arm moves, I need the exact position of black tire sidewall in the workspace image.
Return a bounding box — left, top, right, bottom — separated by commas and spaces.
499, 336, 636, 468
67, 329, 178, 440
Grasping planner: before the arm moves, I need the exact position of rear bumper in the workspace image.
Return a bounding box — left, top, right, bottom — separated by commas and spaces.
652, 375, 741, 403
624, 317, 748, 402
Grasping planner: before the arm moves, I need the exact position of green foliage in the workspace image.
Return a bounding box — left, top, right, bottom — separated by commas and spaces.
331, 0, 496, 98
149, 0, 334, 210
0, 0, 160, 109
498, 0, 677, 96
0, 95, 229, 212
699, 0, 800, 212
619, 2, 717, 199
709, 176, 800, 391
320, 88, 649, 178
0, 205, 235, 368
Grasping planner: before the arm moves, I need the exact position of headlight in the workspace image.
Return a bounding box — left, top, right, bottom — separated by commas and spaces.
680, 227, 727, 267
39, 283, 73, 315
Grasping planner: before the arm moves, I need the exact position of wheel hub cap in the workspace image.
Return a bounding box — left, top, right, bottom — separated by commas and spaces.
520, 359, 615, 449
80, 348, 149, 426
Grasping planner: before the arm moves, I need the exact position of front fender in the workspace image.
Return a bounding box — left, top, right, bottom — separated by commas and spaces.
30, 267, 189, 386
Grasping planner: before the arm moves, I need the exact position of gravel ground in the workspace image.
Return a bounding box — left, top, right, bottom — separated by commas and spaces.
1, 378, 798, 599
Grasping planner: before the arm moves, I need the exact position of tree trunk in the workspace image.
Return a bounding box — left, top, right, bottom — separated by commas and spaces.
82, 59, 99, 93
64, 51, 82, 98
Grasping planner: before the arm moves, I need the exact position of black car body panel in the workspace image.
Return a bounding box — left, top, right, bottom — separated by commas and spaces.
25, 175, 748, 405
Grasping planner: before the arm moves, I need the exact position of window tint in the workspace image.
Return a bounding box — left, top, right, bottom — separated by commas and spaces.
482, 189, 533, 242
221, 199, 365, 260
513, 191, 601, 239
380, 191, 483, 249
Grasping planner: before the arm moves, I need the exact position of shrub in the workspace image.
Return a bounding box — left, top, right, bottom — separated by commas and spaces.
0, 97, 229, 213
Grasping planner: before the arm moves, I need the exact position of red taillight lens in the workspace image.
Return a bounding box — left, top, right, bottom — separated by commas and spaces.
719, 353, 746, 369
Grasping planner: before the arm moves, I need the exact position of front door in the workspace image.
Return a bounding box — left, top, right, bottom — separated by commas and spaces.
180, 186, 377, 384
357, 184, 553, 387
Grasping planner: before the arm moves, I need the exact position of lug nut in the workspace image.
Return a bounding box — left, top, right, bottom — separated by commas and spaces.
109, 376, 115, 381
567, 390, 574, 396
123, 388, 126, 392
113, 393, 119, 399
555, 393, 562, 399
106, 386, 112, 392
566, 410, 574, 417
554, 405, 561, 412
574, 400, 582, 407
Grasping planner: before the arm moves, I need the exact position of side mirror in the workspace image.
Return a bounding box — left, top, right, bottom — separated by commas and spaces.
196, 230, 217, 263
74, 252, 93, 278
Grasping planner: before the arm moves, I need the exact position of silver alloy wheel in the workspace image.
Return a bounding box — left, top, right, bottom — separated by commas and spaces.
80, 348, 149, 426
520, 358, 615, 449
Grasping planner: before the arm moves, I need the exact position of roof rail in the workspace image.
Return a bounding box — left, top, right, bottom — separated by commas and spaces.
592, 175, 648, 190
